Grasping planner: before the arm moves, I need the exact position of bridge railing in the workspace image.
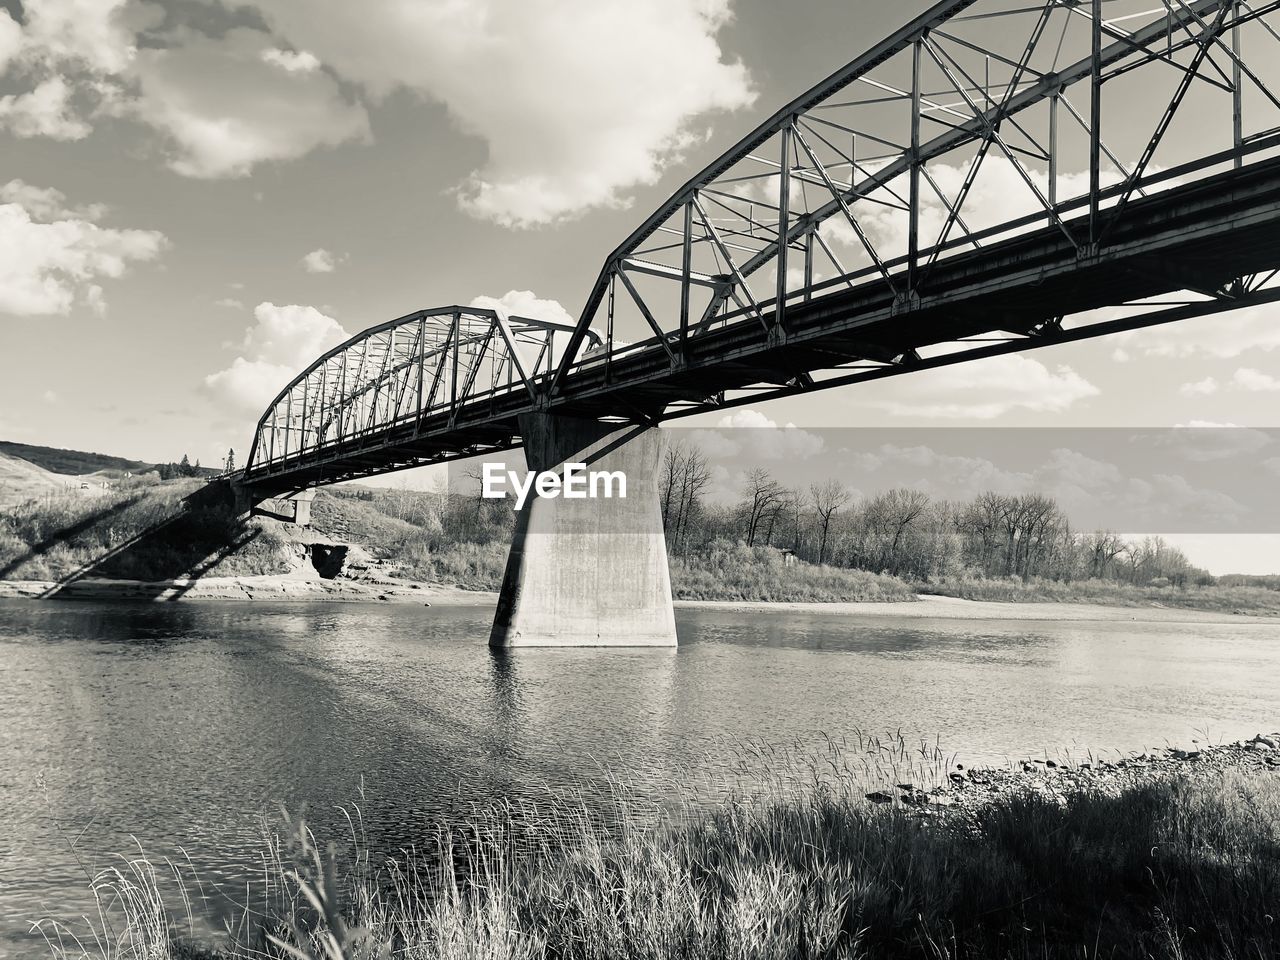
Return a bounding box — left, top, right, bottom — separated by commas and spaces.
546, 0, 1280, 401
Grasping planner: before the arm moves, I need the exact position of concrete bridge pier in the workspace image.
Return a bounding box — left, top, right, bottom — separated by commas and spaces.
490, 412, 677, 648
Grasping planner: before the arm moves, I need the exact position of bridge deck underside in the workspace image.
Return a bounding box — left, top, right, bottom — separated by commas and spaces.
245, 158, 1280, 494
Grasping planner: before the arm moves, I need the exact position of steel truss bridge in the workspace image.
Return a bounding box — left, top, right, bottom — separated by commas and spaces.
245, 0, 1280, 493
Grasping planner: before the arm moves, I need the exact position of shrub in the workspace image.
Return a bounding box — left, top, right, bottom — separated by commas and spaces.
672, 542, 914, 602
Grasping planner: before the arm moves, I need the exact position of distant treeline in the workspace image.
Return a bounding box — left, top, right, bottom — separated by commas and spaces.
337, 437, 1255, 590
1217, 573, 1280, 590
656, 440, 1223, 589
155, 455, 209, 480
330, 436, 1269, 590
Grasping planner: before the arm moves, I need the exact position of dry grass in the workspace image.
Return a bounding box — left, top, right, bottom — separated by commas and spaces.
0, 480, 294, 583
36, 740, 1280, 960
391, 541, 508, 591
672, 544, 915, 602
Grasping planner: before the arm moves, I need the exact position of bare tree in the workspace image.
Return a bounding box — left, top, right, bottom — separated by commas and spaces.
864, 488, 930, 575
742, 468, 783, 546
790, 486, 808, 553
659, 439, 689, 531
957, 491, 1007, 575
1085, 530, 1127, 579
810, 479, 850, 565
760, 488, 794, 547
1011, 494, 1060, 581
674, 446, 711, 552
463, 466, 488, 521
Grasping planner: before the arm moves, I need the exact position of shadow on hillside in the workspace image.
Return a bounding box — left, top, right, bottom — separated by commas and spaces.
0, 494, 145, 581
6, 482, 264, 602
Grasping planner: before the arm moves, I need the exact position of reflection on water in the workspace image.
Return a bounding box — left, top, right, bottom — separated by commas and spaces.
1, 598, 1278, 956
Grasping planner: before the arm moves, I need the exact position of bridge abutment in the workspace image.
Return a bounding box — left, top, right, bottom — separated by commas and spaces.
489, 413, 677, 648
233, 482, 316, 526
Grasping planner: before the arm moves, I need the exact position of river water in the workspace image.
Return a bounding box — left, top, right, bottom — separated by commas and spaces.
1, 598, 1278, 956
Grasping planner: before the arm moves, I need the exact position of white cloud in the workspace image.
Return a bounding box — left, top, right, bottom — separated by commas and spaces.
687, 428, 743, 460
0, 179, 105, 220
7, 0, 750, 212
16, 0, 138, 74
687, 408, 824, 461
127, 28, 370, 179
214, 297, 244, 309
822, 157, 1147, 266
204, 302, 349, 411
302, 248, 339, 273
1179, 376, 1219, 396
0, 10, 21, 74
42, 389, 59, 404
261, 47, 321, 73
1119, 474, 1249, 529
0, 1, 140, 140
1110, 304, 1280, 360
1230, 368, 1280, 391
0, 76, 91, 140
469, 289, 575, 327
870, 354, 1099, 420
1039, 448, 1124, 491
235, 0, 755, 226
1159, 422, 1274, 462
0, 189, 166, 317
849, 443, 1029, 498
1, 5, 367, 172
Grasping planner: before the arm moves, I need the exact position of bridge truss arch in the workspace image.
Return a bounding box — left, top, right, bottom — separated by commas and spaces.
244, 306, 598, 487
547, 0, 1280, 411
243, 0, 1280, 493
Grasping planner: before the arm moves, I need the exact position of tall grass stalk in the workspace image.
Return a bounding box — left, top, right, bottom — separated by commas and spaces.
36, 745, 1280, 960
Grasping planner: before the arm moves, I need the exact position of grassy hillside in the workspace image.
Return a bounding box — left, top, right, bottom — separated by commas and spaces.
312, 486, 510, 591
0, 440, 154, 477
0, 478, 296, 583
0, 451, 77, 508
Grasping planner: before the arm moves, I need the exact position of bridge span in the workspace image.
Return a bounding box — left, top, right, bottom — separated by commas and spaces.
239, 0, 1280, 646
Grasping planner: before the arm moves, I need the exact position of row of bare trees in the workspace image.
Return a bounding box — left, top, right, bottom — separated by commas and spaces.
658, 439, 1211, 586
660, 443, 713, 554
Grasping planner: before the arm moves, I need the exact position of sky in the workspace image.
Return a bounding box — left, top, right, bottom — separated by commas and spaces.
2, 0, 1279, 573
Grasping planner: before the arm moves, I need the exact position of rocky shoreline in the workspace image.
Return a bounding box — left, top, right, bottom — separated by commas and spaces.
871, 732, 1280, 816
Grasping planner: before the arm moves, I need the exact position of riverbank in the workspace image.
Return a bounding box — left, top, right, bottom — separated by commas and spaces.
0, 574, 493, 605
918, 574, 1280, 616
679, 592, 1280, 623
6, 577, 1280, 626
6, 478, 1279, 613
39, 731, 1280, 960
